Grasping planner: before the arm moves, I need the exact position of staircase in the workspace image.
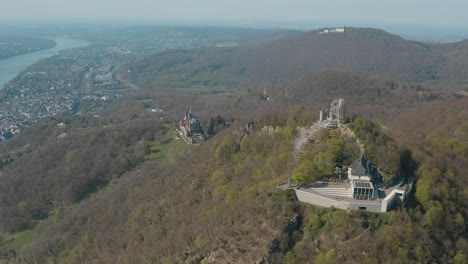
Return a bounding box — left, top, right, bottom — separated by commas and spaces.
311, 187, 351, 197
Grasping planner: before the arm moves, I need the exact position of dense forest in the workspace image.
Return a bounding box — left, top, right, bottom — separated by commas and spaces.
0, 26, 466, 263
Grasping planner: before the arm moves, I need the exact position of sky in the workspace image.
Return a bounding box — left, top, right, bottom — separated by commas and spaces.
2, 0, 468, 30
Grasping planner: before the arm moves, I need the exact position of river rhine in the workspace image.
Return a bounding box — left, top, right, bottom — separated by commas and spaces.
0, 37, 88, 89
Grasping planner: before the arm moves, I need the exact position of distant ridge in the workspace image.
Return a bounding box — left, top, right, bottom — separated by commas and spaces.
124, 27, 468, 87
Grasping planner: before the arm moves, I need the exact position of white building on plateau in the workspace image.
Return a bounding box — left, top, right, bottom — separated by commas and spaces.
348, 157, 376, 182
348, 157, 378, 200
292, 156, 412, 212
320, 27, 346, 34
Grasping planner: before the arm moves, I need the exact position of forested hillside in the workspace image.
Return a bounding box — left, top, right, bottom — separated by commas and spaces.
0, 100, 466, 263
0, 26, 466, 263
0, 114, 162, 233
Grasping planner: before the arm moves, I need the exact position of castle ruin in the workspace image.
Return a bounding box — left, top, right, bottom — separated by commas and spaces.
319, 98, 345, 128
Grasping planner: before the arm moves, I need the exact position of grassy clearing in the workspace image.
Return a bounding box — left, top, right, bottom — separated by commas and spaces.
6, 228, 36, 254
148, 128, 191, 165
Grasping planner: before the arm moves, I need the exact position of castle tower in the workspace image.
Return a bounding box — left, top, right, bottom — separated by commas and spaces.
329, 98, 345, 123
337, 98, 345, 122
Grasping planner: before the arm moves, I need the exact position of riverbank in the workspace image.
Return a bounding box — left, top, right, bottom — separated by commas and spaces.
0, 37, 88, 89
0, 36, 56, 60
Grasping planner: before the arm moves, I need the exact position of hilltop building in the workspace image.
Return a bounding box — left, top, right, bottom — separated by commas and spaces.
348, 157, 378, 182
292, 156, 411, 212
348, 157, 380, 200
179, 109, 205, 144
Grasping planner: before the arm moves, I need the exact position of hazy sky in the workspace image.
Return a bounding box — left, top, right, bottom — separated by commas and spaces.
2, 0, 468, 29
